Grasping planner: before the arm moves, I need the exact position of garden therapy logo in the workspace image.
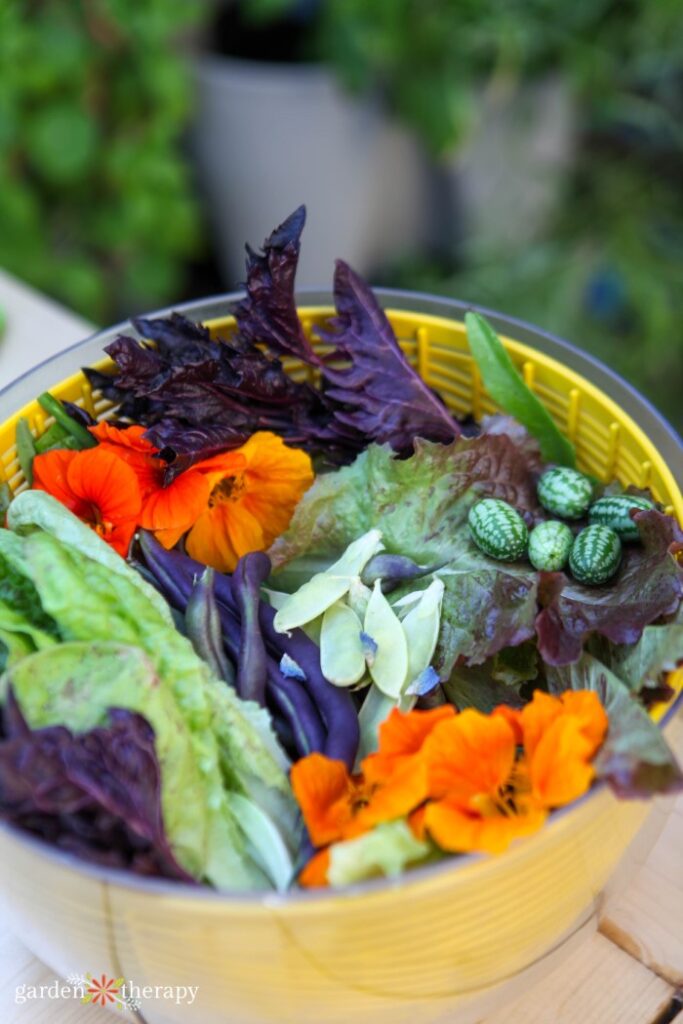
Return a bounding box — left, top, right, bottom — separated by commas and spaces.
79, 973, 137, 1013
14, 972, 199, 1012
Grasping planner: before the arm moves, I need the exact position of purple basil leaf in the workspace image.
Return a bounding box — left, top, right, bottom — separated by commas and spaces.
536, 510, 683, 666
315, 260, 461, 451
233, 206, 318, 364
0, 691, 192, 882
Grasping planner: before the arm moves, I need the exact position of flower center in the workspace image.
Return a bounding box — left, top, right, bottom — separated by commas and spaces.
209, 473, 245, 507
86, 504, 114, 540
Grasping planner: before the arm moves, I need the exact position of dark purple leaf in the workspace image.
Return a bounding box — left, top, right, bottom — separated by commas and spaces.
233, 206, 318, 363
316, 261, 461, 451
0, 691, 192, 881
536, 510, 683, 665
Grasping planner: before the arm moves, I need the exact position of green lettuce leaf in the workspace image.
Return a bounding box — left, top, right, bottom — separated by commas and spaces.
6, 490, 173, 624
594, 615, 683, 693
2, 493, 297, 890
270, 435, 541, 674
443, 662, 527, 714
546, 652, 683, 797
327, 820, 431, 888
0, 641, 245, 884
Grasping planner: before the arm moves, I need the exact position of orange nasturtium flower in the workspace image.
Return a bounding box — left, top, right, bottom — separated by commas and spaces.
34, 424, 312, 569
32, 447, 142, 556
142, 431, 314, 573
293, 691, 609, 887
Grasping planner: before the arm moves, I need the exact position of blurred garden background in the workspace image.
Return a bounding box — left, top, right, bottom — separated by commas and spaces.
1, 0, 682, 427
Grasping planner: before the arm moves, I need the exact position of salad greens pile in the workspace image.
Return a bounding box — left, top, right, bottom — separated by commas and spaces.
0, 493, 297, 889
1, 206, 682, 891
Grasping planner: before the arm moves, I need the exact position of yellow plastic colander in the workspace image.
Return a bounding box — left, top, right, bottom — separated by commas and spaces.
0, 299, 680, 1024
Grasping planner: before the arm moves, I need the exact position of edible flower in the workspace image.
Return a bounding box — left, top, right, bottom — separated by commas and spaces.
145, 431, 314, 573
32, 447, 141, 556
294, 690, 608, 886
33, 425, 313, 570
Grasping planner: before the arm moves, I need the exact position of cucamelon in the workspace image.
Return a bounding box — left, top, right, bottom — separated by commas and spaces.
537, 467, 594, 520
569, 524, 622, 585
468, 498, 529, 561
588, 494, 654, 542
528, 520, 574, 572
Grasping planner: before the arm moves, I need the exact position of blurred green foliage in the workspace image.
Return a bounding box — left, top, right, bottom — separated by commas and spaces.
244, 2, 683, 426
0, 1, 205, 322
378, 1, 683, 428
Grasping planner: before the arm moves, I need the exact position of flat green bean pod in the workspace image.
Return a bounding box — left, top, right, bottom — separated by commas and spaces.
320, 601, 366, 687
273, 529, 383, 633
363, 580, 408, 699
401, 578, 444, 687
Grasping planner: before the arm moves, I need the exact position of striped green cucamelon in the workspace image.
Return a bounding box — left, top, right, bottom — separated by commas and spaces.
537, 467, 594, 519
569, 524, 622, 585
528, 520, 574, 572
468, 498, 529, 561
588, 494, 654, 541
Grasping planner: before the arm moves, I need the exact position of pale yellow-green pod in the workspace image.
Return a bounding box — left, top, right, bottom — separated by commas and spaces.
273, 529, 383, 633
346, 578, 372, 620
320, 601, 366, 687
363, 580, 408, 698
401, 578, 444, 686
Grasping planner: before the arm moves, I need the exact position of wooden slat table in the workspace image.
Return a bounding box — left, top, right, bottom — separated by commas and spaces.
0, 271, 681, 1024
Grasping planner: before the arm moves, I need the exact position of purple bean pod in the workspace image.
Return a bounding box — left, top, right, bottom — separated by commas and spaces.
257, 601, 360, 769
232, 553, 270, 705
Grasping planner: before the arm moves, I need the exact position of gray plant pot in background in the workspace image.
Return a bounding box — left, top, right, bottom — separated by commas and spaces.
191, 56, 577, 287
191, 56, 432, 287
446, 75, 578, 253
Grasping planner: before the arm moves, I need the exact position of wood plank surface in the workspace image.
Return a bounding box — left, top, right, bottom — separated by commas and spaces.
600, 794, 683, 987
483, 933, 675, 1024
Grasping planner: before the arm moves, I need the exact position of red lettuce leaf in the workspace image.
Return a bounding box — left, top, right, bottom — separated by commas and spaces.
0, 691, 193, 880
316, 260, 461, 452
546, 653, 683, 798
536, 510, 683, 666
271, 434, 542, 674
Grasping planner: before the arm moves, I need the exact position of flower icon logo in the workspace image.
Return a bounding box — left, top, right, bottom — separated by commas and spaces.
82, 973, 125, 1008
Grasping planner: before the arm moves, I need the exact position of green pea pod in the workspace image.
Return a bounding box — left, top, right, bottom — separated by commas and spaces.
15, 418, 37, 487
37, 392, 97, 449
465, 311, 576, 467
401, 578, 444, 686
273, 529, 383, 633
320, 601, 366, 687
34, 420, 72, 454
0, 481, 12, 518
363, 580, 408, 699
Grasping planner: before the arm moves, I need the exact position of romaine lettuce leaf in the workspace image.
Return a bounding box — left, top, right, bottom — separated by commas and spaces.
2, 492, 297, 889
0, 690, 192, 881
1, 642, 238, 883
327, 820, 431, 888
